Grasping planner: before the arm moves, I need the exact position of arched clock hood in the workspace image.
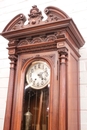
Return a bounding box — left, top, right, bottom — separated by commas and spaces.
1, 5, 84, 48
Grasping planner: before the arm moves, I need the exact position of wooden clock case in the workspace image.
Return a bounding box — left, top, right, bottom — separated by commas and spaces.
0, 5, 85, 130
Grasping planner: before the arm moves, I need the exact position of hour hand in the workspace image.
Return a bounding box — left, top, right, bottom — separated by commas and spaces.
37, 72, 43, 79
38, 72, 47, 80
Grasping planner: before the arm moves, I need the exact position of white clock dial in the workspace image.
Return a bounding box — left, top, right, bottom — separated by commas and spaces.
26, 61, 50, 89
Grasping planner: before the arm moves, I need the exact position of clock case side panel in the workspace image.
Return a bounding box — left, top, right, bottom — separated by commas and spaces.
67, 47, 80, 130
11, 51, 59, 130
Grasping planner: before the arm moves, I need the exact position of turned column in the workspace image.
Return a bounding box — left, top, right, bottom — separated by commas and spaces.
58, 47, 68, 130
3, 40, 17, 130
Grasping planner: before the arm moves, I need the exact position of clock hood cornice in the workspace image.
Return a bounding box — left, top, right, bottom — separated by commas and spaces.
0, 5, 85, 49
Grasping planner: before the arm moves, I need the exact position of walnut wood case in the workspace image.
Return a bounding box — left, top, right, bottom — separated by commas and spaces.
0, 5, 85, 130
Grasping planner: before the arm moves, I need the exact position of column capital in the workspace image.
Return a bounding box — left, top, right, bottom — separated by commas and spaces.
58, 47, 68, 56
9, 55, 18, 69
58, 47, 68, 64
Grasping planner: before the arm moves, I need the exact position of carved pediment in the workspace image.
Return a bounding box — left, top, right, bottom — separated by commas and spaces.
1, 5, 85, 48
2, 5, 69, 32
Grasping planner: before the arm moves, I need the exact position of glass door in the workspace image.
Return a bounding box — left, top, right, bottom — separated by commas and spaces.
21, 61, 50, 130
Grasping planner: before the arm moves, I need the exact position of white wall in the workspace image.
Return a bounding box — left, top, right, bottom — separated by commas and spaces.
0, 0, 87, 130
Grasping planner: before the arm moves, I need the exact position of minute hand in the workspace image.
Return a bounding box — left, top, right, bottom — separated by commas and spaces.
38, 71, 48, 79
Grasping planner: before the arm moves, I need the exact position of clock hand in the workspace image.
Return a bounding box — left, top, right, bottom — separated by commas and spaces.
38, 70, 47, 77
37, 72, 43, 78
38, 72, 47, 80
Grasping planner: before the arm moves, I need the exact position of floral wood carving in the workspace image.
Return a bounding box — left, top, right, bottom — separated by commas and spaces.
21, 54, 55, 69
18, 39, 30, 46
2, 6, 69, 32
9, 55, 18, 61
3, 14, 26, 32
28, 5, 43, 25
17, 31, 65, 46
43, 54, 55, 67
21, 57, 33, 69
31, 37, 43, 44
44, 6, 68, 23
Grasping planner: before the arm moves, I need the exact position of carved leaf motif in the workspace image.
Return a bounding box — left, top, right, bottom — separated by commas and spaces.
11, 14, 26, 30
12, 21, 23, 30
28, 5, 43, 25
17, 31, 66, 46
46, 35, 57, 41
43, 54, 55, 67
45, 12, 59, 23
18, 39, 30, 46
3, 14, 26, 32
31, 37, 43, 44
9, 55, 18, 61
44, 6, 69, 23
21, 57, 33, 68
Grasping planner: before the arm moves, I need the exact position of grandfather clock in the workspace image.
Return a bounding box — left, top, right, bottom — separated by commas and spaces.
1, 5, 84, 130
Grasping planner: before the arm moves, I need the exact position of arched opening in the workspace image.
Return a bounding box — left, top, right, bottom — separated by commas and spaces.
21, 59, 51, 130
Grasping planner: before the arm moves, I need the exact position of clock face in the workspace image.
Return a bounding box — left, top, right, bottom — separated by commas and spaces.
26, 61, 50, 89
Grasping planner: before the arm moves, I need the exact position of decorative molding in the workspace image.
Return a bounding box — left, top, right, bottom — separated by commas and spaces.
45, 34, 57, 41
18, 39, 30, 46
22, 58, 29, 68
17, 31, 65, 46
31, 37, 43, 44
21, 57, 33, 69
9, 55, 18, 61
43, 54, 55, 67
58, 47, 68, 65
8, 39, 19, 47
8, 55, 18, 69
21, 54, 55, 69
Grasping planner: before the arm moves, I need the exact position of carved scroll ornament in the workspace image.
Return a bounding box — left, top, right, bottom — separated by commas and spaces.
2, 5, 69, 32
